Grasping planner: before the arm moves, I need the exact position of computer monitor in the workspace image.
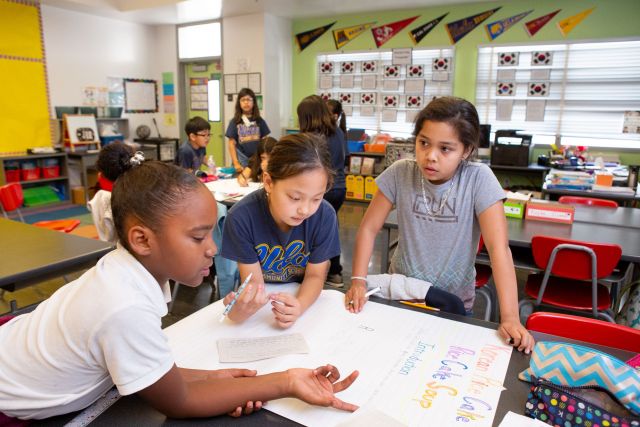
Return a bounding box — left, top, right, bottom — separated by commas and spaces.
478, 124, 491, 158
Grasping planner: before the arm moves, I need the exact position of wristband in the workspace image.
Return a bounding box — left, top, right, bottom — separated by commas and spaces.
351, 276, 368, 283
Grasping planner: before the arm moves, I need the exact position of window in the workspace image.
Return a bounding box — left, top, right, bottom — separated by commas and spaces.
177, 22, 221, 60
316, 48, 454, 138
475, 39, 640, 148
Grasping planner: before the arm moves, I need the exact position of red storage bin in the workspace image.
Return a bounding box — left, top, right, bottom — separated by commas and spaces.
21, 167, 41, 181
41, 165, 60, 178
5, 169, 20, 182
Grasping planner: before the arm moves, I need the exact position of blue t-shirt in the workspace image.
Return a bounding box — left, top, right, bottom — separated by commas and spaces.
220, 189, 340, 283
225, 117, 270, 158
177, 142, 206, 170
325, 128, 347, 190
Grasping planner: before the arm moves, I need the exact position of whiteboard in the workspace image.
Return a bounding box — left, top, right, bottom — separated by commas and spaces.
124, 79, 158, 113
64, 114, 99, 144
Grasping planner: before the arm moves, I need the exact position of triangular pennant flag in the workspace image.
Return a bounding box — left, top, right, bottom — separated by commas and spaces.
557, 7, 595, 37
446, 7, 501, 44
409, 13, 448, 45
371, 16, 419, 48
486, 10, 533, 40
295, 22, 335, 51
525, 9, 561, 37
333, 22, 376, 49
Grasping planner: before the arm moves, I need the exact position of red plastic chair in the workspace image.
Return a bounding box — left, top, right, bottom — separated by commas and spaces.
0, 183, 79, 233
475, 236, 496, 322
558, 195, 618, 208
526, 311, 640, 353
519, 235, 621, 322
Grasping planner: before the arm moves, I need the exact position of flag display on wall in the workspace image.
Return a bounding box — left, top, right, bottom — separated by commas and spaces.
362, 61, 377, 73
409, 13, 448, 45
432, 57, 450, 71
333, 22, 375, 49
531, 51, 553, 65
498, 52, 519, 66
295, 22, 335, 51
496, 82, 515, 96
371, 16, 419, 48
407, 65, 424, 77
528, 82, 549, 97
524, 10, 561, 37
446, 7, 501, 44
557, 7, 595, 37
486, 10, 533, 40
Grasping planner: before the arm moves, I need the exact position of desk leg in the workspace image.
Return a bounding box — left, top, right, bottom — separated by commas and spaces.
380, 226, 390, 274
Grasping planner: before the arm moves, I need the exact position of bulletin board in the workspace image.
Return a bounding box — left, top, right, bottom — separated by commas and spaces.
0, 0, 52, 155
124, 78, 158, 113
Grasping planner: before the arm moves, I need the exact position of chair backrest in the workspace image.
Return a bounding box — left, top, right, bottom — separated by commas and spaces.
526, 311, 640, 353
531, 235, 621, 280
558, 195, 618, 208
0, 183, 24, 213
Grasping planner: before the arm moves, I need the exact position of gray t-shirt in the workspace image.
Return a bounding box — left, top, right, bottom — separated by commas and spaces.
376, 159, 505, 310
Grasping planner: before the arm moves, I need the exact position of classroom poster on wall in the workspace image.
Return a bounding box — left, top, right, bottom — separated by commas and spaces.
524, 10, 561, 37
190, 77, 208, 111
295, 22, 335, 51
409, 13, 448, 45
557, 7, 595, 37
371, 16, 419, 48
124, 78, 158, 113
446, 7, 501, 43
162, 72, 175, 114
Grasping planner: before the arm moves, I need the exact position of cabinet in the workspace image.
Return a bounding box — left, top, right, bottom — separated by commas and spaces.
0, 152, 70, 208
345, 151, 386, 202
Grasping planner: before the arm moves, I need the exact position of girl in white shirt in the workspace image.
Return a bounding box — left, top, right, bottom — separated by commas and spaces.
0, 160, 358, 420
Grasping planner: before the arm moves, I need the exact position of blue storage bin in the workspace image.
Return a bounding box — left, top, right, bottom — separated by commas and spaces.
100, 135, 124, 147
348, 141, 365, 153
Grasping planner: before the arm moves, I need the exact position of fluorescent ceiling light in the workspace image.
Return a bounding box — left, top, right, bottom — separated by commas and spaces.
177, 0, 221, 22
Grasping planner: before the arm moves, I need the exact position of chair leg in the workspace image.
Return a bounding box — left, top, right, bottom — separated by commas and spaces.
596, 311, 615, 323
476, 287, 492, 322
518, 299, 534, 324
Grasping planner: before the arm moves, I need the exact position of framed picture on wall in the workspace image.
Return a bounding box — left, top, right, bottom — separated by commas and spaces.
124, 78, 158, 113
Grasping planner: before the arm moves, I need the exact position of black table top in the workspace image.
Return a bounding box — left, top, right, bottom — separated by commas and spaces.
34, 298, 634, 426
0, 219, 113, 290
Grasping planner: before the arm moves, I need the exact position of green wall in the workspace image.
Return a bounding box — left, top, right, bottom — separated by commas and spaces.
291, 0, 640, 164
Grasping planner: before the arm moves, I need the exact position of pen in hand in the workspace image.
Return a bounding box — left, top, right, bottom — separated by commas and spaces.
349, 286, 382, 305
219, 272, 253, 322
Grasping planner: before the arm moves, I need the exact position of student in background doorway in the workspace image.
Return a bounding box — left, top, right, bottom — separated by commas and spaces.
177, 116, 210, 173
345, 96, 534, 354
225, 88, 270, 173
0, 161, 358, 420
220, 134, 340, 328
298, 95, 347, 288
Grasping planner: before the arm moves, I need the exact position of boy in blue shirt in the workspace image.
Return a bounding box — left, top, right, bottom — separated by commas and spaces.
177, 116, 210, 172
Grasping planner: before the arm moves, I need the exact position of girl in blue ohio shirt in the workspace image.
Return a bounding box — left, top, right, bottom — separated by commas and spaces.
221, 133, 340, 328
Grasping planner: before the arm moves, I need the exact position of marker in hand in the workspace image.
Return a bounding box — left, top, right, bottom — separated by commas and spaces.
349, 286, 382, 305
219, 272, 253, 322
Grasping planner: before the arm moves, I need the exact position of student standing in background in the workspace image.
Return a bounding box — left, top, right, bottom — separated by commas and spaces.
298, 95, 347, 288
225, 88, 270, 173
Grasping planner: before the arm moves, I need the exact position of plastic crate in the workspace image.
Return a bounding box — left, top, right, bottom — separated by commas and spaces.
41, 165, 60, 178
347, 141, 365, 153
22, 186, 61, 207
5, 169, 20, 182
100, 135, 124, 147
21, 167, 41, 181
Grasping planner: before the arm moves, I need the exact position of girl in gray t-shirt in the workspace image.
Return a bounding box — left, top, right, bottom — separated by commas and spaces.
345, 97, 534, 354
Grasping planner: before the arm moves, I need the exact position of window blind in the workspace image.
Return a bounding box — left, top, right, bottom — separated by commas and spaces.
475, 39, 640, 148
317, 48, 454, 138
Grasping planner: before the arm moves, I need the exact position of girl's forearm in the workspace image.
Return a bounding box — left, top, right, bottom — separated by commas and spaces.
489, 244, 520, 321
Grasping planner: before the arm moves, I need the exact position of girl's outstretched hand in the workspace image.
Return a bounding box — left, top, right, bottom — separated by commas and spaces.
344, 282, 368, 313
499, 318, 535, 354
287, 365, 359, 412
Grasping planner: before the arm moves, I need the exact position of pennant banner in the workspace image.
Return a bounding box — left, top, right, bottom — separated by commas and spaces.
557, 7, 595, 37
295, 22, 335, 51
446, 7, 501, 44
333, 22, 375, 49
371, 16, 419, 48
525, 9, 561, 37
486, 10, 533, 40
409, 13, 448, 45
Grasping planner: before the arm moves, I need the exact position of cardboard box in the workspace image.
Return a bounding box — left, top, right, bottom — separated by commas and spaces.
595, 171, 613, 186
364, 176, 377, 200
346, 174, 355, 199
71, 187, 85, 205
353, 176, 365, 200
525, 199, 575, 224
504, 191, 531, 219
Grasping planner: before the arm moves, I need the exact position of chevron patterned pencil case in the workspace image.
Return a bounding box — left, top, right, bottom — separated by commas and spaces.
519, 341, 640, 416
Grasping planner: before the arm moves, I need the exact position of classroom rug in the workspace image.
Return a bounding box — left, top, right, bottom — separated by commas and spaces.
22, 205, 90, 224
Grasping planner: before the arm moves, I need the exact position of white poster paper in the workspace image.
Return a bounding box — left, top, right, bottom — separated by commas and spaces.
361, 75, 377, 90
248, 73, 261, 93
497, 69, 516, 81
236, 73, 249, 90
432, 71, 449, 82
526, 100, 546, 121
381, 109, 397, 122
530, 69, 550, 80
383, 80, 400, 91
360, 106, 375, 117
343, 106, 353, 116
406, 110, 418, 123
404, 79, 425, 93
496, 100, 513, 121
320, 75, 333, 90
223, 74, 237, 94
392, 48, 413, 65
340, 75, 355, 89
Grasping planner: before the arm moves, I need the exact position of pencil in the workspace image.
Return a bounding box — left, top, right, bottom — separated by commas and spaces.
399, 300, 440, 312
219, 272, 253, 322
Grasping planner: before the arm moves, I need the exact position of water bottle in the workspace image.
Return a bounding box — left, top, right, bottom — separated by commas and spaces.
206, 155, 217, 175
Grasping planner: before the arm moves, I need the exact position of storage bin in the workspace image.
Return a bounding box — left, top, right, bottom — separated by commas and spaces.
100, 134, 124, 147
4, 160, 20, 182
41, 165, 60, 178
22, 186, 60, 207
347, 141, 365, 153
364, 143, 386, 153
20, 160, 40, 181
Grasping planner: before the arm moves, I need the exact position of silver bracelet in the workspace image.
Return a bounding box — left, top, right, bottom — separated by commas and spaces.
351, 276, 368, 283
